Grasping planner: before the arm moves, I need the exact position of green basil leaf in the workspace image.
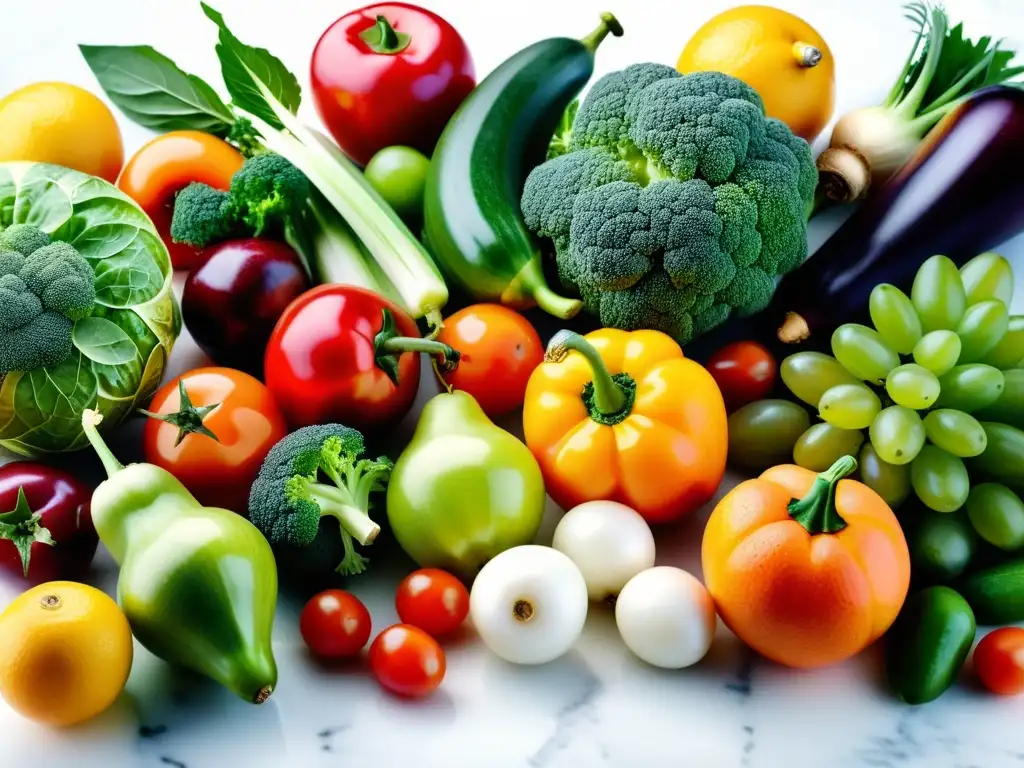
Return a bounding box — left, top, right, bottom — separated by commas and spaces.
72, 317, 139, 366
79, 44, 235, 135
200, 2, 301, 130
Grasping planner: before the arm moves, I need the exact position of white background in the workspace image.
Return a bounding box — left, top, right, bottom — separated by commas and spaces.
3, 2, 1024, 767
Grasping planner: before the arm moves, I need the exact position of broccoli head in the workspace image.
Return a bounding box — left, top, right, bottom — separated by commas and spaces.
521, 64, 817, 345
169, 154, 310, 249
249, 424, 393, 577
229, 153, 309, 236
0, 230, 95, 374
0, 224, 51, 256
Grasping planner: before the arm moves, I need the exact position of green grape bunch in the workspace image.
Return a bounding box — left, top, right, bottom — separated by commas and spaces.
780, 252, 1024, 521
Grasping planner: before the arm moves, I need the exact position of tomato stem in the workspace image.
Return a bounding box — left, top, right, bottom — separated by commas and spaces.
138, 379, 221, 446
374, 308, 460, 386
787, 455, 857, 535
359, 15, 412, 55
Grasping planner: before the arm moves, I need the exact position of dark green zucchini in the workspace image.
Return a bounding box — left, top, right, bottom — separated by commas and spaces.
957, 557, 1024, 624
885, 587, 976, 705
423, 13, 623, 318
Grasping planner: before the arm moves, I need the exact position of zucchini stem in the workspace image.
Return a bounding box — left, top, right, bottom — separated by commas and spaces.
580, 12, 624, 54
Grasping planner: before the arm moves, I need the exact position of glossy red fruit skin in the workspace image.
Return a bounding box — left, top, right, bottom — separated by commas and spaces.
310, 2, 476, 166
264, 284, 422, 431
300, 590, 373, 659
182, 239, 309, 378
0, 463, 97, 585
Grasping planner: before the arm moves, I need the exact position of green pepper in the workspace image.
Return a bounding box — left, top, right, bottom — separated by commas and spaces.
82, 409, 278, 704
385, 390, 546, 580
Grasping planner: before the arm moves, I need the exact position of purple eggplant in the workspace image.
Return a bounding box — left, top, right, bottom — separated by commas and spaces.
689, 86, 1024, 361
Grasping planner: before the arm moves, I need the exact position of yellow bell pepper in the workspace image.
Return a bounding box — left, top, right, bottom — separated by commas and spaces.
523, 328, 727, 524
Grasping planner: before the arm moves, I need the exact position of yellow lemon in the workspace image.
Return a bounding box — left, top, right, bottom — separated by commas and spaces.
0, 581, 133, 727
677, 6, 835, 142
0, 82, 124, 182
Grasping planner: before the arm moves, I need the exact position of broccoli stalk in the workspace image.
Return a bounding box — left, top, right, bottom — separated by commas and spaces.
248, 425, 392, 577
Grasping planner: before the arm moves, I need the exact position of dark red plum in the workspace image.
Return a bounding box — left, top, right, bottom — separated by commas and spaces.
182, 239, 310, 377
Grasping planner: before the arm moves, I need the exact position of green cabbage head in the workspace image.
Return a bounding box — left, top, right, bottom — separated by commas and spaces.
0, 162, 181, 455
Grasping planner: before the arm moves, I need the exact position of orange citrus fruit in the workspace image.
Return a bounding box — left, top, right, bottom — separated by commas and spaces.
0, 82, 125, 183
0, 581, 133, 727
676, 6, 835, 142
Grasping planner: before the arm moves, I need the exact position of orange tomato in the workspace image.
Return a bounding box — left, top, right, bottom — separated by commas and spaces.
437, 304, 544, 418
118, 130, 244, 270
523, 328, 727, 524
702, 456, 910, 669
0, 82, 124, 183
676, 6, 835, 142
141, 367, 287, 513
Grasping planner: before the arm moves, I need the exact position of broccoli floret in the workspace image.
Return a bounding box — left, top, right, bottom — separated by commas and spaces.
249, 424, 393, 577
0, 224, 51, 256
21, 242, 96, 321
229, 153, 309, 236
0, 240, 96, 374
169, 182, 237, 248
521, 64, 816, 346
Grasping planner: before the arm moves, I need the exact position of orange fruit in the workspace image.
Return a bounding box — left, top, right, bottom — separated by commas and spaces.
676, 6, 835, 142
0, 82, 125, 183
0, 581, 133, 726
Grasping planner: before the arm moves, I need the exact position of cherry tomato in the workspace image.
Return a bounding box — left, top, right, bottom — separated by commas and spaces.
311, 3, 475, 166
437, 304, 544, 418
141, 367, 288, 513
974, 627, 1024, 695
369, 624, 446, 698
265, 285, 456, 431
300, 590, 372, 659
395, 568, 470, 637
118, 131, 244, 270
706, 341, 777, 412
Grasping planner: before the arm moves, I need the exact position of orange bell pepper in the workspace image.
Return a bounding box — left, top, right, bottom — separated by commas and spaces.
522, 328, 727, 524
702, 456, 910, 669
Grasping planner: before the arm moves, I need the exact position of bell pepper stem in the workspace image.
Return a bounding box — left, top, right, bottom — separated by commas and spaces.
360, 15, 412, 55
82, 409, 124, 478
787, 455, 856, 535
546, 330, 629, 415
580, 12, 624, 54
374, 308, 460, 386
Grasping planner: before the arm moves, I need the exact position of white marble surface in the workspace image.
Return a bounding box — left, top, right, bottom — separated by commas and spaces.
4, 1, 1024, 766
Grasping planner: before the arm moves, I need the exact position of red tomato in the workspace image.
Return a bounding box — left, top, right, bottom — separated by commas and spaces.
300, 590, 373, 659
141, 367, 288, 513
310, 3, 476, 166
395, 568, 469, 637
265, 285, 457, 431
436, 304, 544, 418
369, 624, 446, 697
707, 341, 777, 411
117, 131, 244, 271
974, 627, 1024, 696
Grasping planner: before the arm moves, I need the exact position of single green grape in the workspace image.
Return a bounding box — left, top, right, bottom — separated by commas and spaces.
780, 352, 860, 407
885, 364, 940, 410
922, 409, 988, 458
818, 383, 882, 430
859, 441, 912, 509
869, 406, 926, 466
935, 364, 1005, 412
911, 254, 967, 333
870, 283, 923, 354
975, 369, 1024, 429
728, 400, 811, 473
913, 330, 962, 376
960, 251, 1014, 307
956, 299, 1010, 364
911, 445, 971, 513
831, 324, 900, 383
793, 422, 866, 472
981, 315, 1024, 369
965, 482, 1024, 551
